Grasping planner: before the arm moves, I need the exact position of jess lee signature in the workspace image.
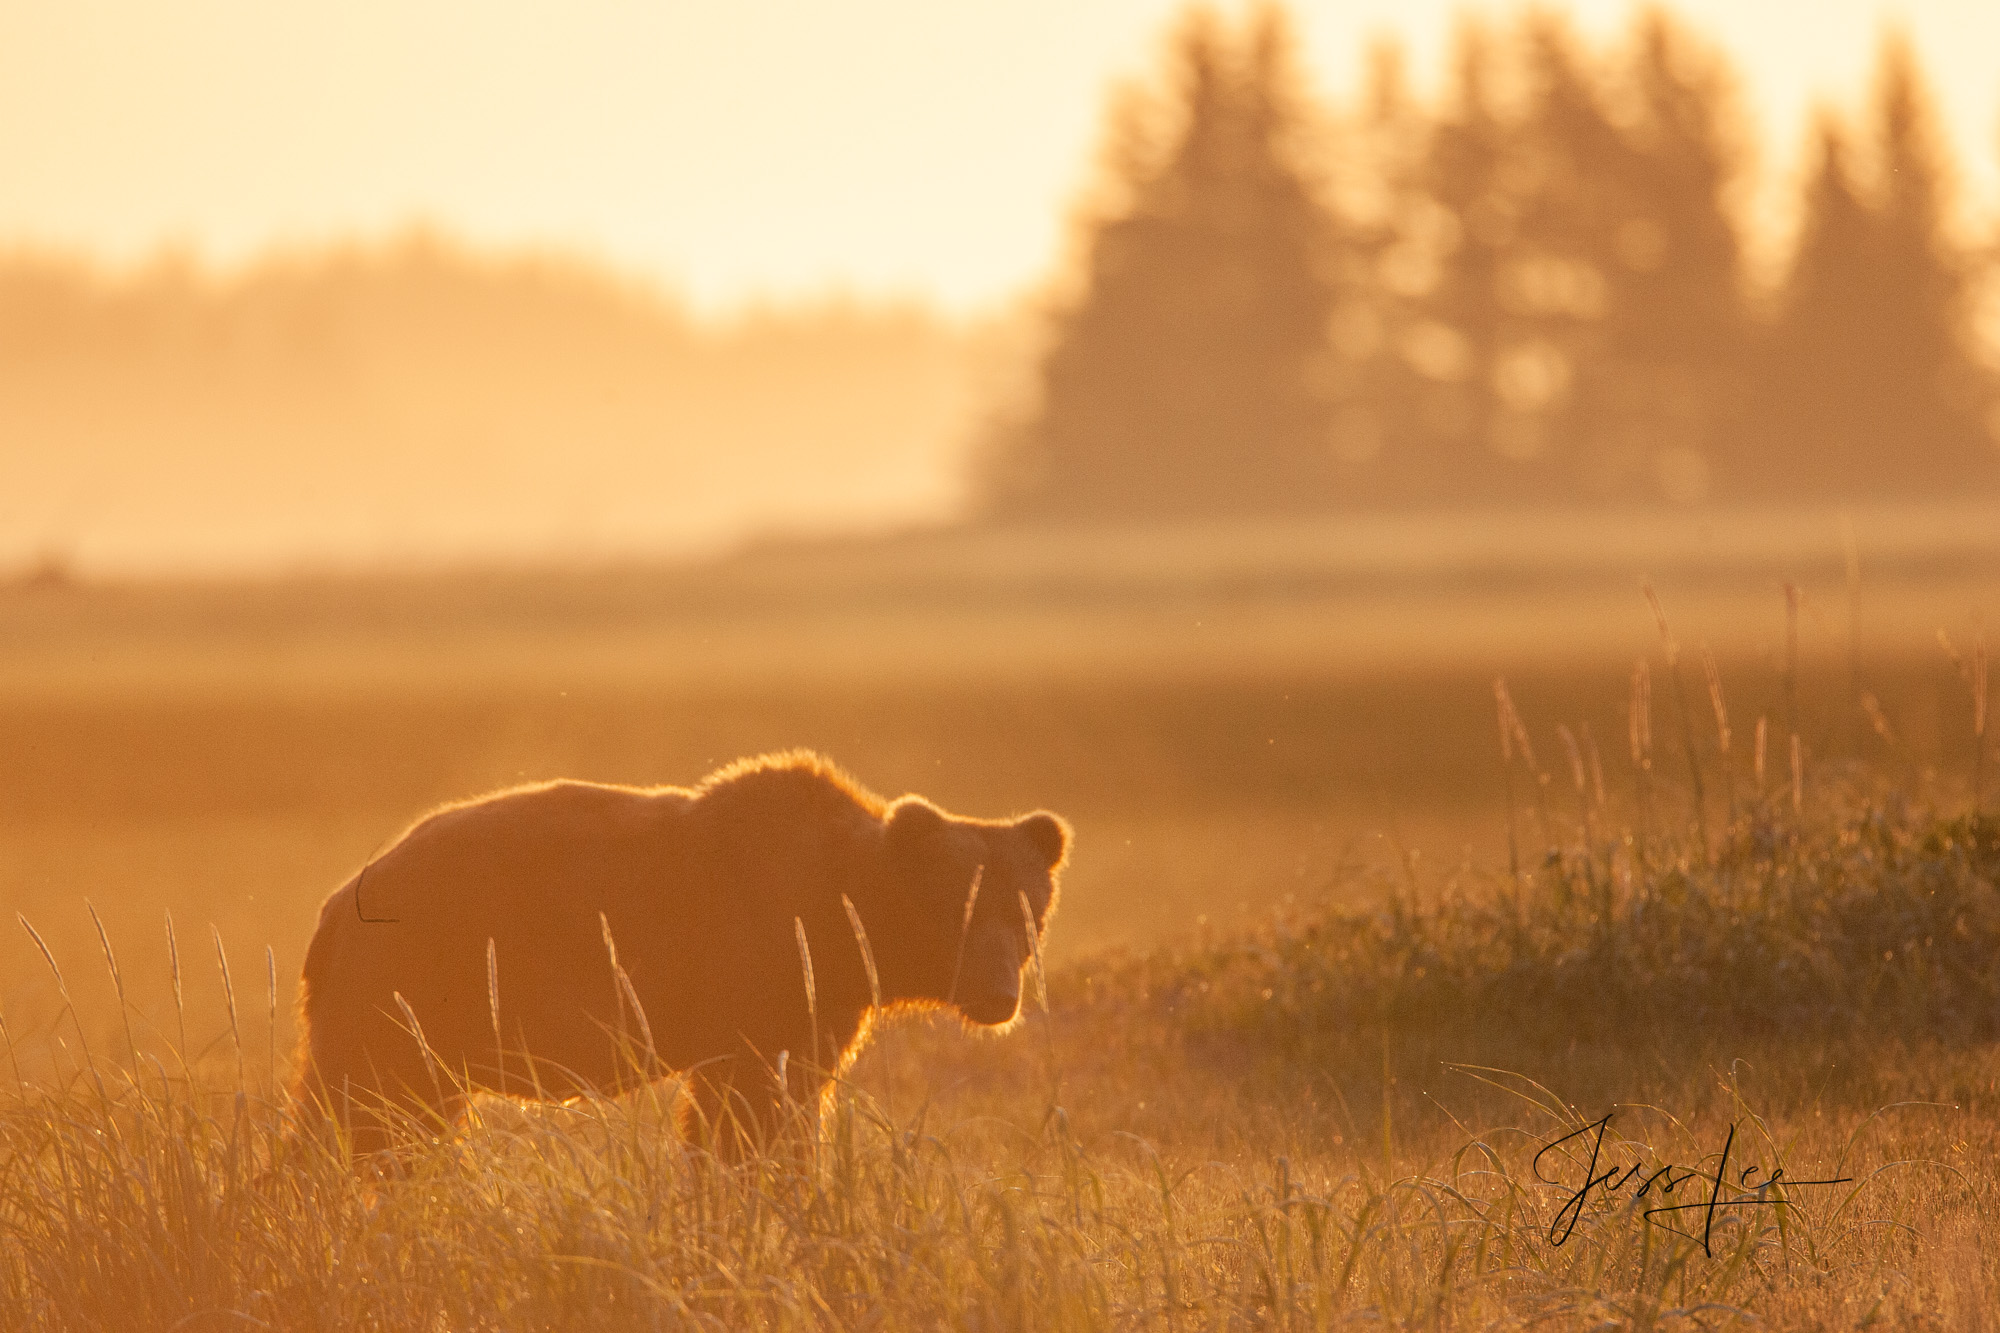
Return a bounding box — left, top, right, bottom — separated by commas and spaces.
1534, 1114, 1853, 1255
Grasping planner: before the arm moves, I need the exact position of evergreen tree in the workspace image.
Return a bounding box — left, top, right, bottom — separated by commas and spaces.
1414, 12, 1747, 505
1321, 36, 1435, 502
1412, 16, 1531, 499
1501, 13, 1634, 494
1744, 116, 1871, 495
1597, 11, 1750, 503
979, 6, 1348, 521
1868, 35, 1995, 487
1751, 36, 1996, 497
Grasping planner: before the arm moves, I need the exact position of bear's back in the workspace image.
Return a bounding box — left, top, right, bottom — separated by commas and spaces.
360, 780, 689, 926
366, 757, 882, 929
406, 778, 685, 851
690, 755, 885, 850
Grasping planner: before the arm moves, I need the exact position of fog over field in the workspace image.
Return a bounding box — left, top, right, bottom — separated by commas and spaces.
0, 242, 984, 577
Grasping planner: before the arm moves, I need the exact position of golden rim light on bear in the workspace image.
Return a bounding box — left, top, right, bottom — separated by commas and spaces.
292, 750, 1070, 1158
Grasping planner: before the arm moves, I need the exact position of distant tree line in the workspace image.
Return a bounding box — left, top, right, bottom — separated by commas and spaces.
0, 235, 970, 570
980, 5, 2000, 521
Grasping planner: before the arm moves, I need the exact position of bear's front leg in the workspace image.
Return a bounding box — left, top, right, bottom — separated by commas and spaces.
683, 1040, 823, 1159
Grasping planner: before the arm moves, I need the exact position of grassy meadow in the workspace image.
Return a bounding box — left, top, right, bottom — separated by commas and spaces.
2, 504, 1998, 1327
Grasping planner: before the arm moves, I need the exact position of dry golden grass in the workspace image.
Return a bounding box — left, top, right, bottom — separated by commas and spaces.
3, 538, 1997, 1327
4, 770, 1997, 1329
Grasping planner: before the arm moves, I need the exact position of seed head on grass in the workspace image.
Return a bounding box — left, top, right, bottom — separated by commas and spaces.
1496, 678, 1543, 878
796, 915, 819, 1079
944, 865, 984, 1008
21, 912, 106, 1095
487, 936, 502, 1062
1629, 659, 1653, 775
86, 901, 141, 1073
1646, 583, 1710, 855
842, 894, 881, 1011
1860, 693, 1898, 753
600, 912, 658, 1074
1558, 723, 1591, 853
266, 945, 278, 1099
1939, 627, 1990, 810
1018, 890, 1049, 1017
1791, 734, 1805, 817
213, 925, 242, 1092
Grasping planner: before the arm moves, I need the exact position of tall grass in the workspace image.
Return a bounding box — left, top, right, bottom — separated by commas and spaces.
4, 776, 1996, 1328
1173, 800, 2000, 1085
4, 618, 1997, 1328
2, 1022, 1984, 1329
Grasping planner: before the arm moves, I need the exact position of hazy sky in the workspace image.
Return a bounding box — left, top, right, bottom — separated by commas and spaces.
2, 1, 1995, 315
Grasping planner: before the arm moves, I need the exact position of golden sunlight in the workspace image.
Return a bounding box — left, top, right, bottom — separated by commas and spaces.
5, 6, 2000, 1326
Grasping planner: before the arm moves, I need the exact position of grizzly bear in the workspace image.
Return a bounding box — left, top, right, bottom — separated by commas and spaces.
293, 751, 1069, 1156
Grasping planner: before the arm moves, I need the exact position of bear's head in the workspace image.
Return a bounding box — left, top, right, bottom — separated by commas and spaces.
875, 796, 1069, 1027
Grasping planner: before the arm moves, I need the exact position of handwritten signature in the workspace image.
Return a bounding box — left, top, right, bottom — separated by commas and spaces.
1534, 1114, 1852, 1255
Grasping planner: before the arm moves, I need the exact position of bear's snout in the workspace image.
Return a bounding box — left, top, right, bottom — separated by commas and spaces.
953, 921, 1026, 1025
958, 981, 1022, 1026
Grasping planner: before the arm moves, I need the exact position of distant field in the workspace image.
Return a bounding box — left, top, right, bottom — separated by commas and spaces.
2, 505, 1996, 1061
8, 499, 2000, 691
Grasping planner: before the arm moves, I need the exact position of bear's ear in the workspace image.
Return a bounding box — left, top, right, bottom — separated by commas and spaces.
885, 797, 947, 857
1017, 812, 1070, 869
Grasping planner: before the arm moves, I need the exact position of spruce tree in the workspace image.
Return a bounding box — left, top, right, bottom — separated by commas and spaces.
1746, 117, 1872, 495
1403, 17, 1516, 499
1598, 11, 1750, 503
1503, 14, 1634, 494
1868, 35, 1995, 489
979, 6, 1348, 521
1752, 36, 1996, 498
1321, 37, 1434, 503
1414, 12, 1747, 505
